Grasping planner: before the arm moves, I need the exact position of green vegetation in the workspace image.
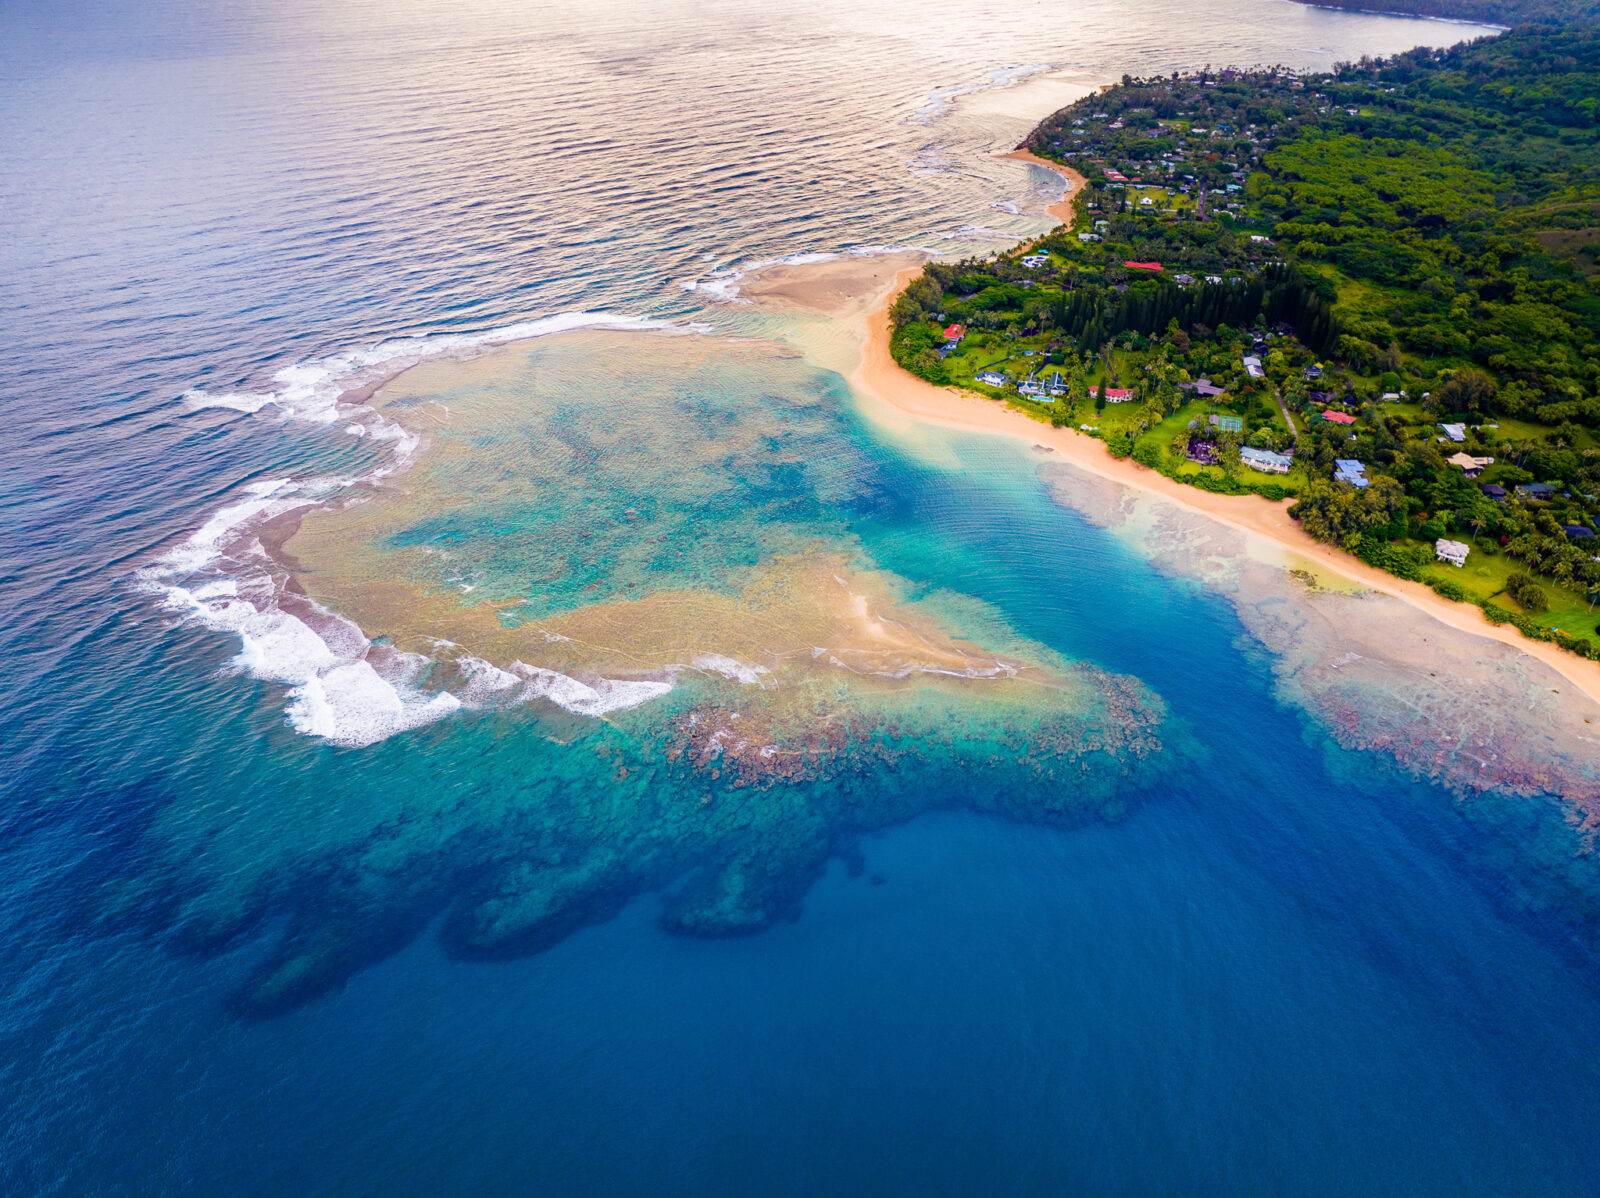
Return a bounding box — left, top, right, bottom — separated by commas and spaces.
889, 25, 1600, 661
1288, 0, 1599, 26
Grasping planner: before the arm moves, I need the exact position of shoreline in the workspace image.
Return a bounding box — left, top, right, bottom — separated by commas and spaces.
994, 149, 1087, 225
846, 262, 1600, 707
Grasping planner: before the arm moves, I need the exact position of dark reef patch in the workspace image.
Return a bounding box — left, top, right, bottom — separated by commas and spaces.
92, 666, 1181, 1018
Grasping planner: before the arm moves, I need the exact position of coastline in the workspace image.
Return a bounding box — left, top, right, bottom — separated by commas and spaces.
994, 149, 1086, 225
846, 264, 1600, 708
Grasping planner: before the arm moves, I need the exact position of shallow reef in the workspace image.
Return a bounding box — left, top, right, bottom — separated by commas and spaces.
89, 658, 1176, 1018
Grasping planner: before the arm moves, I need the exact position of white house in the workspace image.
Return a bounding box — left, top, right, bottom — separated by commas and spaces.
976, 371, 1007, 387
1241, 447, 1292, 475
1439, 423, 1467, 443
1435, 539, 1469, 568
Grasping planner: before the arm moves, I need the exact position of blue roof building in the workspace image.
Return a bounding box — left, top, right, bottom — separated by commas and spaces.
1334, 459, 1369, 488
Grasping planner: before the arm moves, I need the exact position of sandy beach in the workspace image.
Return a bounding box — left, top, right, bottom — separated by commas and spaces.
994, 148, 1087, 224
844, 264, 1600, 706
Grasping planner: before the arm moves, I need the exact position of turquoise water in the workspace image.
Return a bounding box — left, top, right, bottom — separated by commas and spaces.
8, 1, 1600, 1194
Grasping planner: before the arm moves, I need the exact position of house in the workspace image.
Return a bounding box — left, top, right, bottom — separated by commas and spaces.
942, 323, 966, 344
1481, 484, 1507, 501
1124, 260, 1163, 271
1241, 447, 1292, 474
1322, 409, 1357, 426
1516, 482, 1556, 501
1334, 459, 1369, 488
1186, 439, 1220, 465
1304, 364, 1323, 380
1439, 423, 1467, 443
1078, 232, 1102, 242
1446, 452, 1494, 478
1381, 392, 1401, 401
1242, 355, 1265, 379
1186, 379, 1226, 398
1308, 390, 1332, 404
976, 371, 1007, 387
1565, 524, 1597, 542
1435, 539, 1469, 568
1104, 388, 1135, 403
1018, 380, 1046, 396
1173, 273, 1197, 285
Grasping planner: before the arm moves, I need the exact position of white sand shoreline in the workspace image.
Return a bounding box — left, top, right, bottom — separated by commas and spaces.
845, 268, 1600, 706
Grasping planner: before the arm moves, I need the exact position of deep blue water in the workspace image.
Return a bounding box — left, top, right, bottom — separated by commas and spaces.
6, 2, 1597, 1195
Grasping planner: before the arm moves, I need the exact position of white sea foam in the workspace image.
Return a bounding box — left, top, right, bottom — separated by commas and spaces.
680, 242, 927, 303
509, 663, 673, 716
692, 654, 771, 685
150, 312, 701, 746
286, 660, 462, 748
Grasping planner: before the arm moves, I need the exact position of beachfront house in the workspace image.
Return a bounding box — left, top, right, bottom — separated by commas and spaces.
1242, 355, 1264, 379
1078, 232, 1102, 242
1334, 459, 1369, 488
976, 370, 1007, 388
1104, 387, 1135, 403
1240, 447, 1291, 474
1435, 539, 1469, 567
1439, 423, 1467, 443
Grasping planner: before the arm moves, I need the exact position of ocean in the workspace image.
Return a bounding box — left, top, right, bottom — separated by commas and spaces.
5, 0, 1599, 1194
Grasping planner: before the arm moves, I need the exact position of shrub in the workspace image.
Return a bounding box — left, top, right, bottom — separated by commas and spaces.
1481, 602, 1515, 624
1430, 578, 1469, 602
1514, 582, 1549, 613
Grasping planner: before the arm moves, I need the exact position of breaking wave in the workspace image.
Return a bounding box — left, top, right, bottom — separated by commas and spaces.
144, 314, 700, 746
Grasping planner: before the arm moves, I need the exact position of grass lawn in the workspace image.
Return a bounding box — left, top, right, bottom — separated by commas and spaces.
1418, 540, 1600, 640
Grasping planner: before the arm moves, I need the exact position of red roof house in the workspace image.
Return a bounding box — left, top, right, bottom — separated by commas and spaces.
1124, 261, 1163, 271
942, 323, 965, 342
1322, 409, 1357, 425
1103, 388, 1135, 402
